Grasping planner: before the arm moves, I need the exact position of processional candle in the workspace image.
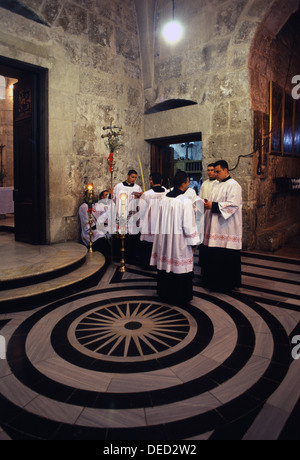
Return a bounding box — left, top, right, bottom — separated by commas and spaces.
120, 192, 127, 235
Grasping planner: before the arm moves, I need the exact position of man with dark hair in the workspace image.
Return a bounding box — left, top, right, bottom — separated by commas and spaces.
149, 172, 164, 188
151, 170, 200, 305
139, 172, 166, 269
171, 170, 185, 188
199, 163, 216, 200
214, 160, 229, 171
202, 160, 242, 291
99, 189, 112, 200
113, 170, 142, 200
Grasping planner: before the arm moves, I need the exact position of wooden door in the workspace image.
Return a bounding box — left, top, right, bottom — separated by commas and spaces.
13, 73, 44, 244
150, 144, 174, 189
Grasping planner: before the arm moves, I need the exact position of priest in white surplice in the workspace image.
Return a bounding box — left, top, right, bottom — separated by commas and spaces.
203, 160, 242, 291
113, 169, 143, 234
151, 171, 200, 305
139, 172, 167, 269
79, 189, 111, 260
199, 163, 216, 200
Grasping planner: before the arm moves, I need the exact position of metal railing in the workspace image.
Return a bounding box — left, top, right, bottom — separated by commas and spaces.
175, 160, 202, 173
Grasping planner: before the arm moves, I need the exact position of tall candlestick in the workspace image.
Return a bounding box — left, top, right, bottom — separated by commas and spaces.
119, 192, 127, 235
86, 183, 94, 253
119, 192, 127, 272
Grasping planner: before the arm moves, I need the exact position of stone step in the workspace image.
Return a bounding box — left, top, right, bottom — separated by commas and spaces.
0, 234, 107, 311
0, 251, 105, 311
0, 241, 88, 290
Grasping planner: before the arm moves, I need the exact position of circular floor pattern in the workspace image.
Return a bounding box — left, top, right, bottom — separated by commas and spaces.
70, 301, 196, 362
0, 284, 293, 440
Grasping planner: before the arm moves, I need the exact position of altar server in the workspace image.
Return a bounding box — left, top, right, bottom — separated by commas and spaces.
79, 191, 111, 259
199, 163, 216, 200
113, 170, 143, 233
151, 171, 200, 305
96, 189, 116, 244
113, 170, 143, 261
139, 172, 166, 269
203, 160, 242, 291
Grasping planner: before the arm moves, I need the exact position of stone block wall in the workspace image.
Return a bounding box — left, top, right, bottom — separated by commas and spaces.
142, 0, 273, 249
140, 0, 300, 251
249, 0, 300, 250
0, 0, 147, 243
0, 78, 14, 187
1, 0, 299, 250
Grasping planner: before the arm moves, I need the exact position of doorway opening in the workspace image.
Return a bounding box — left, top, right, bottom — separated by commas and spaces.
0, 75, 16, 232
0, 56, 48, 244
147, 132, 202, 192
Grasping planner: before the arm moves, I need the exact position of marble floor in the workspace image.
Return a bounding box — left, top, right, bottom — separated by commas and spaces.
0, 214, 14, 230
0, 232, 106, 305
0, 236, 299, 440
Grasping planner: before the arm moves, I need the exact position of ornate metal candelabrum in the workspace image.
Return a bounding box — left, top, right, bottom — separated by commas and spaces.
101, 118, 125, 265
118, 192, 127, 272
86, 183, 94, 253
101, 118, 124, 189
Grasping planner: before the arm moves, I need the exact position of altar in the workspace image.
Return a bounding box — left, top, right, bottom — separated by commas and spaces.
0, 187, 14, 215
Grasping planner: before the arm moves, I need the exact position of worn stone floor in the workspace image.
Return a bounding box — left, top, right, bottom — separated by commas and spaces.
0, 232, 299, 441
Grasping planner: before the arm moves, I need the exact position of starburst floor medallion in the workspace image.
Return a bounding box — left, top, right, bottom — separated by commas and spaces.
69, 301, 196, 362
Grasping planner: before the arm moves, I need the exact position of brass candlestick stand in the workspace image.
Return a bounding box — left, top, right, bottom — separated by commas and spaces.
119, 234, 126, 273
118, 192, 127, 272
86, 183, 94, 253
88, 217, 93, 253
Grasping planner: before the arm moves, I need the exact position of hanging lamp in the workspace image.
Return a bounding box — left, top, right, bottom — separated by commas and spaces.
162, 0, 183, 43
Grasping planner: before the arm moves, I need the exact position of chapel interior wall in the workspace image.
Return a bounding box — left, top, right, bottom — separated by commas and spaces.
1, 0, 299, 250
0, 0, 147, 243
249, 0, 300, 251
142, 0, 275, 250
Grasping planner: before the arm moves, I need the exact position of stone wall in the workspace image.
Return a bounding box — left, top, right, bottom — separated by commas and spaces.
139, 0, 299, 250
249, 0, 300, 250
141, 0, 274, 249
0, 78, 14, 187
1, 0, 299, 250
0, 0, 147, 243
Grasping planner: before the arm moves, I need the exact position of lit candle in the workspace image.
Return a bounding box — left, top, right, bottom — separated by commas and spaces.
86, 183, 94, 253
120, 192, 127, 234
86, 183, 94, 208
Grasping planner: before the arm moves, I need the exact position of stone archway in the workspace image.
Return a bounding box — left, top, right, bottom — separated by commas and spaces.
249, 0, 300, 113
248, 0, 300, 251
0, 0, 49, 25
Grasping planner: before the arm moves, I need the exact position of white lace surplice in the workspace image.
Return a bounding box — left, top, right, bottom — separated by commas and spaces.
204, 178, 242, 250
139, 189, 167, 243
113, 182, 142, 234
151, 195, 200, 274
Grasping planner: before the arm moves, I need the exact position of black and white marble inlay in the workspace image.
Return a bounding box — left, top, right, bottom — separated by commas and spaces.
0, 252, 299, 440
71, 301, 194, 361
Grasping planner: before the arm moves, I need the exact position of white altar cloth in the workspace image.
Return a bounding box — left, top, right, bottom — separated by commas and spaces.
0, 187, 14, 214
